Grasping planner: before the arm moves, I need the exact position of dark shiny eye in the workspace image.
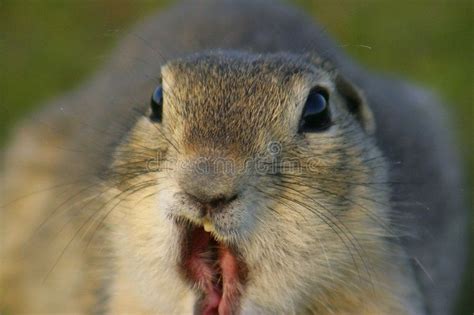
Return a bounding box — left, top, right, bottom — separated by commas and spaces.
150, 86, 163, 122
298, 88, 331, 133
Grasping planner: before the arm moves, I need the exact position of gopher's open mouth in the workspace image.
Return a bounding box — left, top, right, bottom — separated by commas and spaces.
179, 224, 246, 315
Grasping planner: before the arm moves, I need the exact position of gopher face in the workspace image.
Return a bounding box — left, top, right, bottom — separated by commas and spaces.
109, 51, 389, 314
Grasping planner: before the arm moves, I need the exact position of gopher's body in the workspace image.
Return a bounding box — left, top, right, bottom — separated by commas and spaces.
0, 1, 467, 314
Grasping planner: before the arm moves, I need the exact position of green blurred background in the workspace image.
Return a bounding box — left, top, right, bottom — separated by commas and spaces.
0, 0, 472, 313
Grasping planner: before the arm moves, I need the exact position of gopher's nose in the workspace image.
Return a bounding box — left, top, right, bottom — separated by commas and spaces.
177, 155, 242, 211
186, 193, 238, 214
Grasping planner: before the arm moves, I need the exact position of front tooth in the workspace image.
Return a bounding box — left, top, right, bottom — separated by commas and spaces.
203, 217, 214, 232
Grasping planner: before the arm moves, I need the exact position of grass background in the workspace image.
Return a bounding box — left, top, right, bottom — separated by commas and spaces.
0, 0, 472, 313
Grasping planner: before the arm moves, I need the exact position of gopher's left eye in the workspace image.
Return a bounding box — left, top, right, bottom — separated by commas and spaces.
150, 86, 163, 122
298, 88, 331, 133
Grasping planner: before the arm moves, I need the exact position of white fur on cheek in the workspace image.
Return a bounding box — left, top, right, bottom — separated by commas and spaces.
108, 180, 196, 314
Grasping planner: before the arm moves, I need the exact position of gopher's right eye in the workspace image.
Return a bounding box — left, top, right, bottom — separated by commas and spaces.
150, 86, 163, 122
298, 88, 331, 133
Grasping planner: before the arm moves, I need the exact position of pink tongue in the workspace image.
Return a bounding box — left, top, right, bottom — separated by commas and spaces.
185, 228, 241, 315
217, 246, 240, 315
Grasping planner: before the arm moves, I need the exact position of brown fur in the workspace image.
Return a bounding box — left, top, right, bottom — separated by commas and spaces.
0, 1, 466, 314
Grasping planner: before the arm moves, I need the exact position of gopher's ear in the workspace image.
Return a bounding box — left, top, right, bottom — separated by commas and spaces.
336, 74, 375, 134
